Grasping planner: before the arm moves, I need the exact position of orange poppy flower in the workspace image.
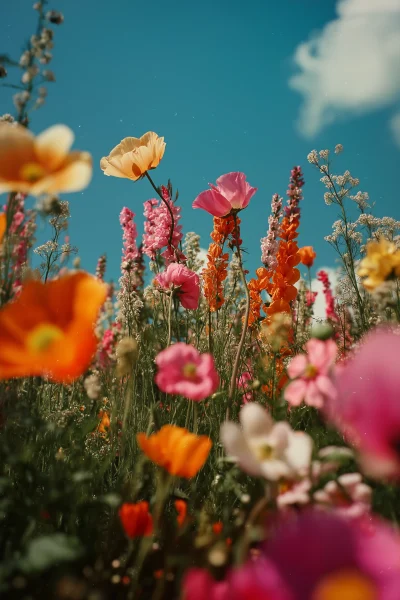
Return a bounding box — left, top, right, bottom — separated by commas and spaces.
100, 132, 165, 181
137, 425, 212, 479
0, 212, 6, 244
0, 272, 107, 382
97, 410, 110, 434
174, 499, 188, 528
119, 502, 153, 538
298, 246, 316, 268
0, 123, 92, 196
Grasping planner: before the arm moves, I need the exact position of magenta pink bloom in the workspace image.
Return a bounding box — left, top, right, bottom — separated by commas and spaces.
284, 339, 337, 408
155, 263, 200, 310
329, 329, 400, 479
192, 172, 257, 217
261, 511, 400, 600
182, 569, 230, 600
155, 343, 219, 401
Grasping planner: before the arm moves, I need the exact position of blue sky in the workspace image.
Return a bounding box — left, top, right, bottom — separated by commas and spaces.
1, 0, 399, 286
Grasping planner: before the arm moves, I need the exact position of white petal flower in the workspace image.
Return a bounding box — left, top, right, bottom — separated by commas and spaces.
220, 403, 313, 482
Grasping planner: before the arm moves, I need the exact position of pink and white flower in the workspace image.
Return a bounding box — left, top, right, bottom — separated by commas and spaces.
155, 343, 219, 401
284, 338, 337, 409
220, 403, 313, 481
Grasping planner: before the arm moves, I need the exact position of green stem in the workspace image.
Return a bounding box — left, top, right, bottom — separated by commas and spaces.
227, 215, 250, 414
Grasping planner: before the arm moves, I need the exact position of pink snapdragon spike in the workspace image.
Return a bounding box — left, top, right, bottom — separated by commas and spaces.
328, 329, 400, 479
155, 263, 200, 310
284, 339, 337, 409
261, 511, 400, 600
155, 343, 219, 401
192, 172, 257, 217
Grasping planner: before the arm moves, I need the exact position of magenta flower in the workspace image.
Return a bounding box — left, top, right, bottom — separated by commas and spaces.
155, 343, 219, 401
284, 339, 337, 409
261, 511, 400, 600
155, 263, 200, 310
329, 329, 400, 479
182, 569, 230, 600
192, 172, 257, 217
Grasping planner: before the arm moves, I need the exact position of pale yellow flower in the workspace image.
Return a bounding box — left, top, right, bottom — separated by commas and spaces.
100, 132, 165, 181
0, 123, 92, 196
358, 238, 400, 290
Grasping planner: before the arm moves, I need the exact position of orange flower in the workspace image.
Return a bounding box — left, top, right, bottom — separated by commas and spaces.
0, 272, 107, 382
119, 502, 153, 538
100, 132, 165, 181
0, 123, 92, 196
202, 215, 237, 312
174, 499, 188, 528
0, 212, 5, 244
298, 246, 316, 268
212, 521, 223, 535
137, 425, 212, 479
97, 410, 110, 434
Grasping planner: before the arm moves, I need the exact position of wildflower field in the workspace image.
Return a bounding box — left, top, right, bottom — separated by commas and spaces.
1, 3, 400, 600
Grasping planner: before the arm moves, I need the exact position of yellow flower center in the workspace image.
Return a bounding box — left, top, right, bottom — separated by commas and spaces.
19, 162, 46, 182
256, 444, 274, 461
27, 324, 64, 353
312, 570, 377, 600
182, 362, 197, 378
305, 364, 318, 379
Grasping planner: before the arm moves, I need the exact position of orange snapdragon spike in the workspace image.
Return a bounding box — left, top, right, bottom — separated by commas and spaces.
0, 272, 107, 382
97, 410, 111, 434
137, 425, 212, 479
0, 212, 6, 244
174, 499, 188, 528
119, 502, 153, 538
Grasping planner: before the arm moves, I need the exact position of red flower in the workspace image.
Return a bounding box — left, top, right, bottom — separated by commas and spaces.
119, 502, 153, 538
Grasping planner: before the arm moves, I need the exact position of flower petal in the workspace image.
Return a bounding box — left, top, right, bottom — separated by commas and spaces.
192, 188, 232, 217
35, 124, 74, 170
287, 354, 308, 378
220, 421, 262, 477
240, 402, 273, 438
284, 379, 307, 406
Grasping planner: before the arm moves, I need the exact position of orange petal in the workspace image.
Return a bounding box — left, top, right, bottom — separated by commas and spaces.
35, 125, 74, 171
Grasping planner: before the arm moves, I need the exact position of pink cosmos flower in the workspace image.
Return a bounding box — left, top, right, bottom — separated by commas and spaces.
313, 472, 372, 519
155, 343, 219, 401
328, 329, 400, 479
284, 339, 337, 408
155, 263, 200, 310
192, 172, 257, 217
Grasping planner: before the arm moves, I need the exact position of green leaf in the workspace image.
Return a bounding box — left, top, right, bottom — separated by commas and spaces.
20, 534, 83, 573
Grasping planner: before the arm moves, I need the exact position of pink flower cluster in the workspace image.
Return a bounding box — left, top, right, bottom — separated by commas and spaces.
96, 254, 107, 281
183, 511, 400, 599
98, 321, 121, 367
120, 207, 139, 270
260, 193, 282, 269
142, 186, 183, 263
7, 194, 36, 297
317, 270, 339, 322
155, 342, 219, 401
284, 166, 304, 219
237, 370, 253, 404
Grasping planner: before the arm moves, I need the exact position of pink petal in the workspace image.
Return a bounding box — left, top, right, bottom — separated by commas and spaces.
307, 338, 337, 372
284, 379, 307, 406
216, 172, 257, 210
287, 354, 308, 378
192, 188, 231, 217
304, 381, 324, 408
315, 374, 337, 402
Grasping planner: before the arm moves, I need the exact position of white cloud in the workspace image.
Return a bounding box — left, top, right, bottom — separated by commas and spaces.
390, 111, 400, 148
289, 0, 400, 141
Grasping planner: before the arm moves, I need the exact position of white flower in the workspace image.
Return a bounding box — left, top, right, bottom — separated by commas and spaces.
220, 403, 313, 481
